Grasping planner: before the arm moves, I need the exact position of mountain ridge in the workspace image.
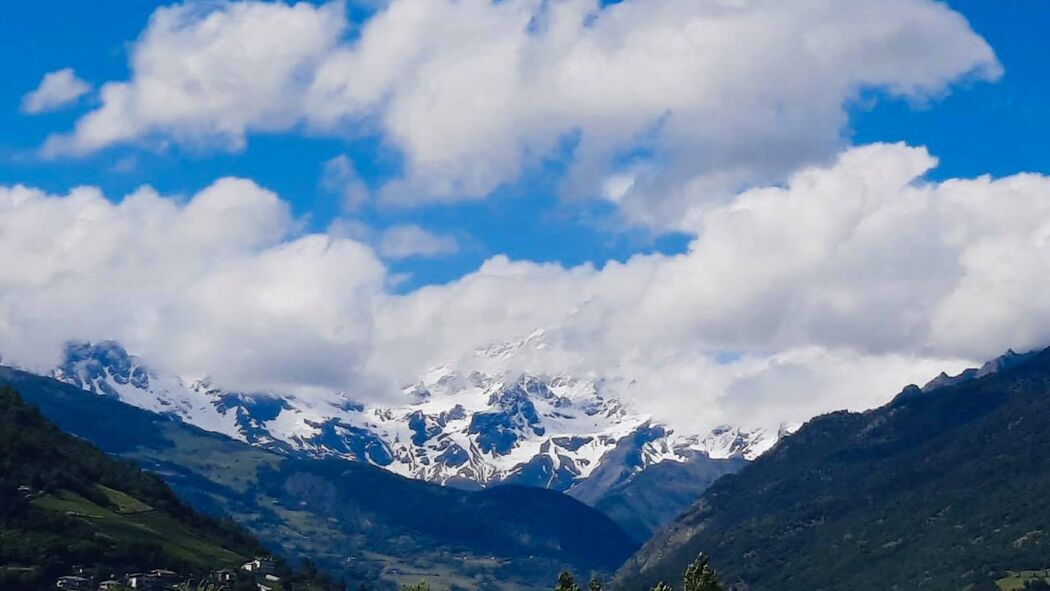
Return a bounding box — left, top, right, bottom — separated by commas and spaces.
48, 341, 785, 484
42, 339, 790, 538
614, 345, 1050, 591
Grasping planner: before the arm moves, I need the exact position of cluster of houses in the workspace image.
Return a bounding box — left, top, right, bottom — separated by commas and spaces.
54, 557, 281, 590
55, 568, 184, 590
241, 557, 284, 591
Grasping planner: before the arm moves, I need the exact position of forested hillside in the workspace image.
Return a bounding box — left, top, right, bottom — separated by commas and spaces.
0, 386, 264, 589
616, 347, 1050, 591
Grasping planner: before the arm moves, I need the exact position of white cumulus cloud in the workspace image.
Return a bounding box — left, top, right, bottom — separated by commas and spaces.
44, 1, 346, 155
0, 178, 386, 396
21, 68, 91, 114
43, 0, 998, 229
369, 144, 1050, 428
379, 224, 460, 260
5, 144, 1050, 432
321, 155, 371, 210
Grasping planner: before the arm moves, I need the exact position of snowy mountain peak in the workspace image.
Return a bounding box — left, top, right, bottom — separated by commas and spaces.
54, 340, 150, 396
44, 339, 790, 495
50, 341, 257, 444
474, 329, 550, 360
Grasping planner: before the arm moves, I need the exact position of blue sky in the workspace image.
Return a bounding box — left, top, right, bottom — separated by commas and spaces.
2, 1, 1047, 291
852, 0, 1050, 181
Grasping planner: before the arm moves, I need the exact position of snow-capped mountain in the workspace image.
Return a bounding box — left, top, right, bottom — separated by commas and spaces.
46, 339, 788, 495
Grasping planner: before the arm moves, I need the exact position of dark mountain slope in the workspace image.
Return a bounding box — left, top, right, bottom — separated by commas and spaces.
258, 458, 639, 575
0, 386, 265, 589
0, 367, 638, 590
569, 451, 745, 542
615, 347, 1050, 591
565, 424, 748, 542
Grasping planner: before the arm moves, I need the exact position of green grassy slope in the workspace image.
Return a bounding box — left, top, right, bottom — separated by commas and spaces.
0, 386, 264, 589
615, 348, 1050, 591
997, 569, 1050, 590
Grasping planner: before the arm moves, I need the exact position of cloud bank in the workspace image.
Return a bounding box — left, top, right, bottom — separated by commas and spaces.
5, 144, 1050, 431
0, 178, 385, 395
44, 0, 998, 228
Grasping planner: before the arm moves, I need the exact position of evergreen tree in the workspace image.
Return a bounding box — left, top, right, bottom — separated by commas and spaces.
682, 553, 724, 591
402, 582, 430, 591
555, 571, 581, 591
650, 582, 673, 591
588, 575, 602, 591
